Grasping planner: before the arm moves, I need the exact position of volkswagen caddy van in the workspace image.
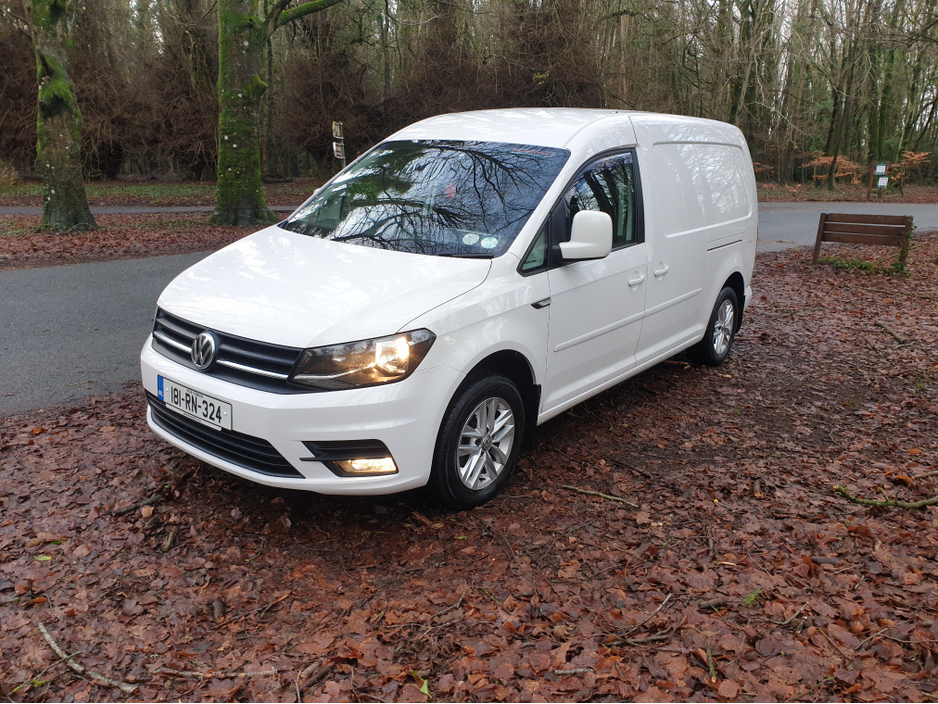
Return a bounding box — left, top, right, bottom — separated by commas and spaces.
141, 109, 757, 509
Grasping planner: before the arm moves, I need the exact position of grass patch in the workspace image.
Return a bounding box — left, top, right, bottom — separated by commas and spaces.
129, 217, 206, 229
0, 183, 215, 203
0, 219, 37, 238
0, 180, 316, 206
817, 255, 909, 276
743, 588, 764, 607
2, 184, 43, 198
85, 183, 215, 202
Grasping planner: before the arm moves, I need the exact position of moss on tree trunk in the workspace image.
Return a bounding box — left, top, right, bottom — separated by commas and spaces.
211, 0, 343, 225
211, 0, 276, 226
28, 0, 96, 232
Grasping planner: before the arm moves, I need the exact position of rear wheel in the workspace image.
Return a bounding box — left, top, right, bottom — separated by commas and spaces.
428, 374, 524, 510
688, 286, 738, 366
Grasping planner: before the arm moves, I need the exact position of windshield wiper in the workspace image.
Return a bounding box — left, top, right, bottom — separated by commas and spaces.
434, 252, 495, 258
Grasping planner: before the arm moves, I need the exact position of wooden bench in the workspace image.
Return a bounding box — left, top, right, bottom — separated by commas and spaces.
812, 213, 913, 265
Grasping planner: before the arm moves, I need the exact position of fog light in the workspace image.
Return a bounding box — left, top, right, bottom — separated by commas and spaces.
301, 440, 398, 477
334, 458, 398, 475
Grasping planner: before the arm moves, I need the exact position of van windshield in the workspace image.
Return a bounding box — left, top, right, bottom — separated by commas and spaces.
279, 140, 569, 258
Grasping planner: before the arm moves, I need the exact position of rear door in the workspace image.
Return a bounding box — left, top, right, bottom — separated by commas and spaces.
537, 152, 648, 414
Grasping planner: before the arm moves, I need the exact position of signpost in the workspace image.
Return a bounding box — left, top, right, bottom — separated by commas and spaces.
867, 161, 889, 200
332, 121, 346, 170
876, 162, 888, 189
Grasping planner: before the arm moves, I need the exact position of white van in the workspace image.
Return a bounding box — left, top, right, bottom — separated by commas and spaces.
141, 109, 757, 509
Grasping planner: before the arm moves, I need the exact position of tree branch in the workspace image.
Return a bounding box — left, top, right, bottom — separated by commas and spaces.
1, 5, 32, 37
38, 623, 137, 695
873, 320, 908, 344
269, 0, 344, 37
265, 0, 295, 36
561, 484, 638, 508
843, 283, 938, 302
834, 485, 938, 510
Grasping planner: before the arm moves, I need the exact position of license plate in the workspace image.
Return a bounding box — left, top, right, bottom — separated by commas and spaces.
158, 376, 232, 431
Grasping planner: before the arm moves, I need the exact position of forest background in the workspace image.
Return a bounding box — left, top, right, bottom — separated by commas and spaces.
1, 0, 937, 193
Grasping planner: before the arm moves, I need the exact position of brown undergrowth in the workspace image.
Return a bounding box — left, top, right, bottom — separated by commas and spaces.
1, 236, 937, 702
757, 182, 938, 203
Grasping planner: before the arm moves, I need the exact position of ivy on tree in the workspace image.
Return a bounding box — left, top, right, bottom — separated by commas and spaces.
213, 0, 343, 226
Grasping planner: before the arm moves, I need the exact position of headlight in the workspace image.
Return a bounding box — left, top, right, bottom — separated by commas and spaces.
289, 329, 436, 391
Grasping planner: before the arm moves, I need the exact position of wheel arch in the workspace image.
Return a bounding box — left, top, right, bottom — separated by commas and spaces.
464, 349, 540, 448
723, 271, 746, 331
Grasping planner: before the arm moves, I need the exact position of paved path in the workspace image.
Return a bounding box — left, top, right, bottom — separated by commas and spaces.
0, 252, 208, 415
1, 201, 936, 416
757, 202, 938, 251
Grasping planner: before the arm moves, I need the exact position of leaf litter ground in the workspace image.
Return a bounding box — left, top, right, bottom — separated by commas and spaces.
0, 215, 252, 271
1, 235, 937, 702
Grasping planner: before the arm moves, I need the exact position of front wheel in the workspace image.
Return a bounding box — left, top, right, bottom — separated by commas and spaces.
688, 287, 738, 366
428, 374, 525, 510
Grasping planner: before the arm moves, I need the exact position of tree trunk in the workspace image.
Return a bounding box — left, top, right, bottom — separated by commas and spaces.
912, 96, 937, 151
897, 56, 922, 159
212, 0, 276, 226
827, 39, 858, 191
26, 0, 96, 232
212, 0, 342, 225
874, 0, 905, 161
866, 0, 884, 161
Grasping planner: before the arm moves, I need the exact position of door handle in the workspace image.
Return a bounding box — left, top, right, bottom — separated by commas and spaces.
653, 265, 670, 277
628, 274, 646, 287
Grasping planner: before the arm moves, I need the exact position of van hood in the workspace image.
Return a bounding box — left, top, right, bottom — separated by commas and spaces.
157, 226, 491, 348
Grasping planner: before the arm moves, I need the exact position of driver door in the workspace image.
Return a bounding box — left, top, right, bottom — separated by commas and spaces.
541, 152, 648, 413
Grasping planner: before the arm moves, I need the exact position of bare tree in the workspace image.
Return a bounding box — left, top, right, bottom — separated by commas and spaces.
2, 0, 937, 192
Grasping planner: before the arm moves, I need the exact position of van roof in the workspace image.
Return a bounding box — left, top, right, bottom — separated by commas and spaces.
390, 108, 645, 150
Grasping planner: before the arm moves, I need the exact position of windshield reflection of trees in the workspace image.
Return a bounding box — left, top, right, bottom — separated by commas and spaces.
282, 141, 567, 257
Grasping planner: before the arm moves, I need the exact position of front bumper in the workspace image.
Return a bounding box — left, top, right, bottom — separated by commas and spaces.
140, 338, 462, 494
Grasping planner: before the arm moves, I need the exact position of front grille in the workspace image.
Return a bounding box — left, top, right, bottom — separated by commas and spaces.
151, 309, 307, 393
147, 392, 303, 478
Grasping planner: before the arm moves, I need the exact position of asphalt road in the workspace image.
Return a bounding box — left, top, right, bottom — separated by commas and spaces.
1, 202, 936, 416
0, 252, 208, 415
757, 202, 938, 251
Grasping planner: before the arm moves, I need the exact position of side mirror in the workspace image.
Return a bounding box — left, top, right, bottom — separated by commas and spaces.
559, 210, 613, 261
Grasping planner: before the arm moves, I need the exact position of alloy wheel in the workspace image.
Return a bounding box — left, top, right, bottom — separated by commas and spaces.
712, 299, 735, 356
455, 397, 516, 490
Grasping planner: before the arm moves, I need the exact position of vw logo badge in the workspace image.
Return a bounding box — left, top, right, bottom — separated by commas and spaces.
191, 331, 217, 370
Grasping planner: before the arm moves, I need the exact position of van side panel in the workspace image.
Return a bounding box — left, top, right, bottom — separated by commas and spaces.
631, 123, 708, 363
697, 142, 757, 319
631, 115, 756, 365
697, 143, 753, 239
648, 143, 707, 238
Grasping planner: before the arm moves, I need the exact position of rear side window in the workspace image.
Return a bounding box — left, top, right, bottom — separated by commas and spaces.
564, 153, 639, 249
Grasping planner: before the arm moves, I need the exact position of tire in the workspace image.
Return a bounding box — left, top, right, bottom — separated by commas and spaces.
428, 374, 525, 510
688, 286, 738, 366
